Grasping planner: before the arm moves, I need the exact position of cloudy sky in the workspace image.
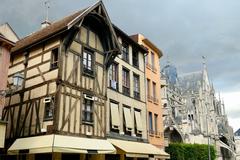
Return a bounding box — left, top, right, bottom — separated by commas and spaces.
1, 0, 239, 131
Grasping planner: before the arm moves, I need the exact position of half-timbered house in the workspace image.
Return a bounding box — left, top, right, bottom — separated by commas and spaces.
3, 1, 121, 160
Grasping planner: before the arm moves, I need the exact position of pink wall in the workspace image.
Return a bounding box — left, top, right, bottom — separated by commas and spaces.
0, 46, 11, 116
0, 46, 10, 90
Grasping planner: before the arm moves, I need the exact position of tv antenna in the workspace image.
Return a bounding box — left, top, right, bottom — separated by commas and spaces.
44, 0, 50, 22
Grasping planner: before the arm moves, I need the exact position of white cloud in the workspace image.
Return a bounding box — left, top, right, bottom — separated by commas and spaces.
222, 91, 240, 132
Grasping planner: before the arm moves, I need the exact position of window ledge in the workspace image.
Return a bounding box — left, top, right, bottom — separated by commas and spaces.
82, 72, 95, 78
82, 121, 94, 126
43, 118, 53, 122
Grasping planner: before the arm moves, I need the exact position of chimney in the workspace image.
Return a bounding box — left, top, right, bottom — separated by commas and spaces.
41, 20, 51, 28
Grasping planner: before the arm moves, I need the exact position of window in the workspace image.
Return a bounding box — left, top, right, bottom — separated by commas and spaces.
134, 110, 143, 135
154, 114, 158, 134
123, 106, 133, 135
109, 63, 118, 90
122, 68, 130, 96
50, 48, 59, 69
82, 49, 94, 75
132, 49, 139, 67
151, 52, 155, 69
145, 52, 148, 64
152, 82, 158, 103
149, 112, 153, 132
82, 97, 94, 123
44, 97, 54, 120
147, 79, 151, 100
122, 42, 129, 62
110, 102, 120, 130
133, 74, 140, 99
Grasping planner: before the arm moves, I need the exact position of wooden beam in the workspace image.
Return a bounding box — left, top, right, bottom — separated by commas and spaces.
60, 98, 79, 131
37, 66, 46, 81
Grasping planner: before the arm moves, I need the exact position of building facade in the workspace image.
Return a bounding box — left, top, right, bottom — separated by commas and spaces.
161, 62, 236, 160
0, 23, 18, 118
105, 29, 169, 160
235, 129, 240, 160
3, 2, 121, 160
131, 34, 165, 149
1, 2, 169, 160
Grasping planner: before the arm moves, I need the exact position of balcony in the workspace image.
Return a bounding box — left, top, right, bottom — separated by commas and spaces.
146, 62, 152, 69
147, 94, 152, 102
153, 97, 159, 104
122, 86, 130, 96
148, 130, 155, 137
152, 65, 157, 73
134, 91, 140, 100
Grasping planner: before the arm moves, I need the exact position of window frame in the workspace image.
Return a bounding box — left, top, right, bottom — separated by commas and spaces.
82, 48, 94, 76
147, 79, 151, 101
110, 101, 120, 131
44, 97, 54, 121
134, 109, 143, 136
154, 114, 158, 134
50, 48, 59, 70
152, 81, 157, 102
121, 42, 129, 62
149, 112, 153, 133
151, 51, 155, 69
122, 68, 130, 96
133, 73, 140, 100
109, 62, 119, 90
132, 48, 139, 68
82, 97, 94, 124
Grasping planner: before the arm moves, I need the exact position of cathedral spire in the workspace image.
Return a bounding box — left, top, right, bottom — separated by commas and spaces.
202, 56, 207, 71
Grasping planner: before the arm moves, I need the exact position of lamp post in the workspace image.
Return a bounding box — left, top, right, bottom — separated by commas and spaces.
205, 102, 211, 160
0, 72, 24, 96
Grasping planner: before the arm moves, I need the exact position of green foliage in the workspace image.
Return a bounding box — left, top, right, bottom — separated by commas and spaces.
166, 143, 216, 160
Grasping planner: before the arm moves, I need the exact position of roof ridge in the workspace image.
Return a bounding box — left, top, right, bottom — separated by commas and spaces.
12, 8, 87, 53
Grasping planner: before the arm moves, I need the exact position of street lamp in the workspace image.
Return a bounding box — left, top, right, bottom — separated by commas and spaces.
205, 102, 211, 160
12, 73, 24, 88
0, 73, 24, 96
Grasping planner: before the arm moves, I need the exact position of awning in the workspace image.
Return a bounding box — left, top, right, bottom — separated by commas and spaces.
8, 134, 116, 155
108, 138, 170, 159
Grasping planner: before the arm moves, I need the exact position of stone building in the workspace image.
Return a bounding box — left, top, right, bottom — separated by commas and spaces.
106, 29, 169, 159
131, 34, 165, 150
161, 62, 236, 160
235, 129, 240, 160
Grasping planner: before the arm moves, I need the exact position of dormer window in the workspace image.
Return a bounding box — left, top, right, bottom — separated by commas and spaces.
82, 48, 94, 76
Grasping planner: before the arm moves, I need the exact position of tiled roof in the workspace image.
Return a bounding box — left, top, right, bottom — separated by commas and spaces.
11, 9, 86, 53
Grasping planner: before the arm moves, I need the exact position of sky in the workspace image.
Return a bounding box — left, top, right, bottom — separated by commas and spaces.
1, 0, 239, 131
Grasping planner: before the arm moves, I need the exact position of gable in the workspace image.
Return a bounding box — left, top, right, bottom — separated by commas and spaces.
0, 23, 19, 45
12, 1, 120, 67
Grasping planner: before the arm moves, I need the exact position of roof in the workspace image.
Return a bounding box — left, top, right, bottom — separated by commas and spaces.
178, 71, 203, 93
113, 25, 147, 54
11, 9, 87, 53
0, 23, 19, 43
130, 34, 162, 57
235, 128, 240, 136
0, 34, 15, 47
